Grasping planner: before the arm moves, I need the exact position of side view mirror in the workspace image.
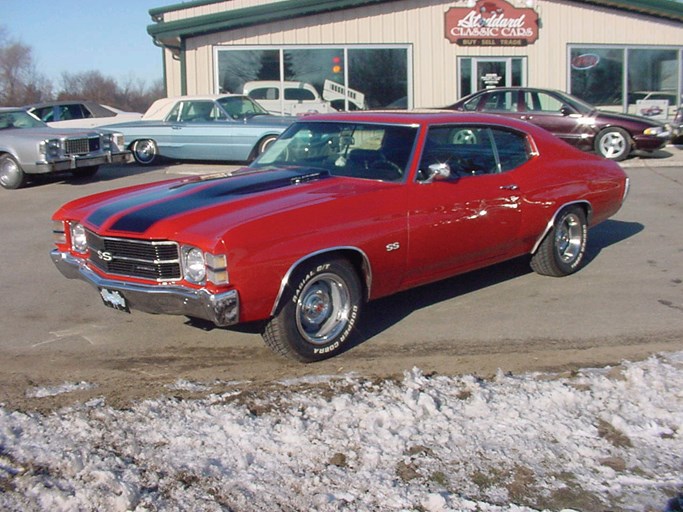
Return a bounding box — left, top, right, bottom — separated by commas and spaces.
425, 162, 452, 183
560, 106, 572, 116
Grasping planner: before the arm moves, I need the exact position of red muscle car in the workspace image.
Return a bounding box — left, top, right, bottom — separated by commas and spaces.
51, 112, 629, 362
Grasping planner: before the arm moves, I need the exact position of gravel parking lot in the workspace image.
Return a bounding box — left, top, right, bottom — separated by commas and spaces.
1, 148, 682, 411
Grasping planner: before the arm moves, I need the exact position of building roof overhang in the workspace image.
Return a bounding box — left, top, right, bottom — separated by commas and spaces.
147, 0, 683, 52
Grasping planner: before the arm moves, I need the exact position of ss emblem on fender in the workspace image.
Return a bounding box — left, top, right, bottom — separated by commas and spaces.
385, 242, 400, 252
97, 250, 113, 262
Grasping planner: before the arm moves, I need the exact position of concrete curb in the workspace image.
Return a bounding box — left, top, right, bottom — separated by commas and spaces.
619, 144, 683, 168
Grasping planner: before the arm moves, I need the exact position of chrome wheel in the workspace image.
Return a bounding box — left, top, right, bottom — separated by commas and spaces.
555, 212, 584, 264
296, 273, 352, 345
132, 139, 158, 165
262, 257, 362, 362
531, 207, 587, 277
0, 155, 27, 189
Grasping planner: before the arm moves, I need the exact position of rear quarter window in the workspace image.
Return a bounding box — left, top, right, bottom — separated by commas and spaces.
491, 129, 532, 171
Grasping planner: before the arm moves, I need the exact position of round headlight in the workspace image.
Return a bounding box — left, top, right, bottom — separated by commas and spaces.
70, 223, 88, 253
183, 247, 206, 283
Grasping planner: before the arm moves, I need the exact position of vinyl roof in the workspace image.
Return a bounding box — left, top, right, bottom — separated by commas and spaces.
146, 0, 683, 49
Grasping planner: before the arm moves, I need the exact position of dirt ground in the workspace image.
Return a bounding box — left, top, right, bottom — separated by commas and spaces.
1, 156, 682, 412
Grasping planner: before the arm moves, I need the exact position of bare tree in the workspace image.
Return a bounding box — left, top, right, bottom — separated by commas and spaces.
59, 70, 164, 112
0, 28, 52, 106
0, 25, 162, 111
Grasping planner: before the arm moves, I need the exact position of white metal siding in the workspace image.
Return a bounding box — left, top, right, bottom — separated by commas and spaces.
160, 0, 683, 105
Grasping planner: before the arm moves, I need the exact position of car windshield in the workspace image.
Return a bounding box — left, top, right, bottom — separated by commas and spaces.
0, 110, 45, 130
217, 96, 270, 120
250, 121, 418, 182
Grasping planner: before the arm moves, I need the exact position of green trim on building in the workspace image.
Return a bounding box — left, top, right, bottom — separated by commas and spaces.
571, 0, 683, 21
149, 0, 220, 20
147, 0, 392, 47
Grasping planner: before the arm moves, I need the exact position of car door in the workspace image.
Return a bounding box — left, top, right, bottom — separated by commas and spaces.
403, 125, 528, 288
518, 90, 592, 147
150, 100, 236, 161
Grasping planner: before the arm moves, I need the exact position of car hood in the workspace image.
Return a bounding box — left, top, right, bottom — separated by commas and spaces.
593, 109, 665, 127
58, 167, 394, 243
5, 127, 105, 139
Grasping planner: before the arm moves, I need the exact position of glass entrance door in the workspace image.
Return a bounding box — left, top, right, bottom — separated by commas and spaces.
459, 57, 526, 97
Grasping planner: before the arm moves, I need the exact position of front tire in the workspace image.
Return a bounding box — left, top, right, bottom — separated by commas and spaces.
595, 127, 631, 161
263, 257, 362, 362
131, 139, 158, 165
531, 207, 587, 277
0, 154, 27, 189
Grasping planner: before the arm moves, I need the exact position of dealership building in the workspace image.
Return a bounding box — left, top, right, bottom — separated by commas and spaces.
146, 0, 683, 120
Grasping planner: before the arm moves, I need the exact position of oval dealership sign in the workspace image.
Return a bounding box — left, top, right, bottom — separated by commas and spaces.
571, 53, 601, 70
445, 0, 540, 46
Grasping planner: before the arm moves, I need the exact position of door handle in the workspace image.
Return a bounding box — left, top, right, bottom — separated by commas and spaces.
521, 115, 533, 120
500, 184, 519, 191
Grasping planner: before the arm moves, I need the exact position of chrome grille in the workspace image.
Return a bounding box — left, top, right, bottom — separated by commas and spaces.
65, 137, 100, 155
86, 230, 181, 282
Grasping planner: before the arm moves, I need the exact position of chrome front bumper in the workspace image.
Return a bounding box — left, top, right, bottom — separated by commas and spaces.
35, 150, 132, 173
51, 250, 239, 327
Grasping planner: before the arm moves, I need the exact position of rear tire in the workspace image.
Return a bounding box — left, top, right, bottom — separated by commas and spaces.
263, 257, 361, 362
250, 134, 278, 161
131, 139, 158, 165
531, 207, 587, 277
0, 154, 27, 190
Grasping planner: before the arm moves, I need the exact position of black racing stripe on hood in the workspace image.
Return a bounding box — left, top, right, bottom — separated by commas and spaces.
91, 169, 329, 234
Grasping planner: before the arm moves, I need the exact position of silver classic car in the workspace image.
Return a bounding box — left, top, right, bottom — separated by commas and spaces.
103, 95, 294, 165
0, 108, 131, 190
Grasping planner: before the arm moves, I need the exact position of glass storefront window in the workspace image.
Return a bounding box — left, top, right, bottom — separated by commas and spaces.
570, 48, 624, 109
570, 45, 682, 120
215, 46, 410, 114
627, 49, 679, 119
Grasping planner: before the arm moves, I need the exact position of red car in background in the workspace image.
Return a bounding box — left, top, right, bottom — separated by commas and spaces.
446, 87, 670, 161
51, 112, 628, 362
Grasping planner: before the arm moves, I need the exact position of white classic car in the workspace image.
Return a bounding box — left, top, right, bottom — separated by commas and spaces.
25, 101, 142, 129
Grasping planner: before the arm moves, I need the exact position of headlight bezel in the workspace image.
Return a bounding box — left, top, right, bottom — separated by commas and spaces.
181, 245, 229, 285
182, 246, 207, 283
70, 222, 88, 253
40, 138, 63, 159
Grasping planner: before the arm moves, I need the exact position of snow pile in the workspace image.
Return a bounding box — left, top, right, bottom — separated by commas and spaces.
1, 353, 682, 511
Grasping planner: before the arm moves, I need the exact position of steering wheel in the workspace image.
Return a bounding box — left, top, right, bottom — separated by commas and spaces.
369, 158, 403, 180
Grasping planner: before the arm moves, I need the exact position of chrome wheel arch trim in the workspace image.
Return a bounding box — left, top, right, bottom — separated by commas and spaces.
531, 200, 592, 255
270, 246, 372, 317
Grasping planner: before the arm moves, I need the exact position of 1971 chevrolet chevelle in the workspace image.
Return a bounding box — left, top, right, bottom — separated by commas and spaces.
51, 111, 629, 362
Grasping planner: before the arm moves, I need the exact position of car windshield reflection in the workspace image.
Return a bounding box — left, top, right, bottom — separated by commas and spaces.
0, 110, 45, 130
250, 121, 418, 182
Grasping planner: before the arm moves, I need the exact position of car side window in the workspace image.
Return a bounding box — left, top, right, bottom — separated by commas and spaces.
32, 107, 53, 122
284, 88, 316, 101
178, 101, 216, 122
418, 125, 532, 180
524, 92, 563, 113
249, 87, 279, 100
481, 91, 517, 112
490, 128, 532, 171
418, 125, 498, 180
